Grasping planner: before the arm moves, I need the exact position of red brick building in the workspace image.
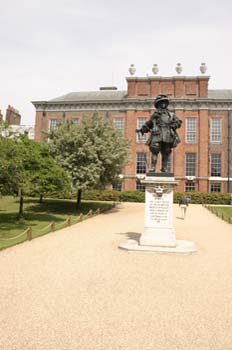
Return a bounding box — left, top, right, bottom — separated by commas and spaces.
32, 74, 232, 193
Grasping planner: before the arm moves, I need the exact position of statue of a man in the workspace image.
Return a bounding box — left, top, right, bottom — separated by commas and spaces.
136, 94, 182, 173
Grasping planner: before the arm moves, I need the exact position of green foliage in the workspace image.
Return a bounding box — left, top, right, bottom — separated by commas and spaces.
30, 142, 71, 198
174, 191, 230, 204
0, 196, 114, 250
119, 191, 145, 202
83, 190, 121, 201
83, 190, 145, 202
0, 135, 71, 197
83, 190, 230, 204
47, 115, 130, 192
205, 206, 232, 223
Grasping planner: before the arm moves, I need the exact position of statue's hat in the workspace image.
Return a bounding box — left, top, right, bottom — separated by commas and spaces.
154, 94, 169, 108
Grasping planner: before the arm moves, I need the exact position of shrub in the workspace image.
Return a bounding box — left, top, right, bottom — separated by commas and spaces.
119, 191, 145, 202
82, 190, 121, 202
174, 191, 230, 204
44, 189, 231, 205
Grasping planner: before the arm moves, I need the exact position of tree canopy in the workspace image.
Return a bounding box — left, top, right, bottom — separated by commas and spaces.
0, 135, 71, 215
47, 114, 130, 202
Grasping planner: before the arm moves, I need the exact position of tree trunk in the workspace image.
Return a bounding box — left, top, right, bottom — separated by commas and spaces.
39, 193, 43, 203
77, 189, 82, 207
18, 195, 24, 217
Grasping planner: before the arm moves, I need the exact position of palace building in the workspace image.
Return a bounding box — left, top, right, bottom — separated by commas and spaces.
32, 65, 232, 193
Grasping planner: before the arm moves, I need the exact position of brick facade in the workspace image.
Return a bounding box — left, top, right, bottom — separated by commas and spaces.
32, 75, 232, 193
6, 105, 21, 125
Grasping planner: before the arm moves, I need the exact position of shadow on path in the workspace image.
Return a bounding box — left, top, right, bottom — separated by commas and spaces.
114, 231, 141, 243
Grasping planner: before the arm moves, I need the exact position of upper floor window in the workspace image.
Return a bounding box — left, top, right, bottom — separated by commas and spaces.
49, 119, 57, 130
136, 152, 147, 174
137, 118, 147, 142
211, 154, 221, 176
210, 118, 221, 143
186, 118, 196, 143
185, 153, 196, 176
113, 118, 124, 132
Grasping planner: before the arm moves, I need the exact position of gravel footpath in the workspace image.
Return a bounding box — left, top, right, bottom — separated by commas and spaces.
0, 203, 232, 350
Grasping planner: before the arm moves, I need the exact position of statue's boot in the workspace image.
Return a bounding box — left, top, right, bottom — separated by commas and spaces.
150, 154, 158, 172
160, 154, 170, 172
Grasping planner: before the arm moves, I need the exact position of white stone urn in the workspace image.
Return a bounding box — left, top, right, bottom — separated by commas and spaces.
128, 64, 136, 76
152, 64, 159, 75
175, 63, 183, 74
200, 63, 207, 74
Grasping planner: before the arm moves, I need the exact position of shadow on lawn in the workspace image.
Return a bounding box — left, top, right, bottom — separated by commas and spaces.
0, 212, 64, 235
26, 199, 114, 216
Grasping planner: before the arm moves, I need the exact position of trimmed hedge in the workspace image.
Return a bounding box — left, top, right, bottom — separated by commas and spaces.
174, 191, 230, 205
82, 190, 231, 205
83, 190, 120, 202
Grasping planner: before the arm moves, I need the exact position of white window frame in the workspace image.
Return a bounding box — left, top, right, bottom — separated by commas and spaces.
185, 153, 197, 176
210, 118, 221, 143
211, 154, 221, 177
185, 118, 197, 144
210, 183, 221, 192
113, 117, 124, 132
49, 119, 58, 130
137, 117, 147, 143
136, 180, 145, 192
185, 182, 196, 192
136, 152, 147, 174
72, 118, 80, 125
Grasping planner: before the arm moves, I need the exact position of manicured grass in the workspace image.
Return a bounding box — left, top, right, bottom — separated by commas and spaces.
0, 196, 114, 250
211, 206, 232, 220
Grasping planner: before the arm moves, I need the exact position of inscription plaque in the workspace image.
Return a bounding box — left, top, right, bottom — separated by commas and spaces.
145, 190, 173, 228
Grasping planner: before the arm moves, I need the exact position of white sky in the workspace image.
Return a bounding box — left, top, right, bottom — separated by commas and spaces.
1, 0, 232, 125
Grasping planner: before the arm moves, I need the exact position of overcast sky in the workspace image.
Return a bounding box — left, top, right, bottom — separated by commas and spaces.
1, 0, 232, 125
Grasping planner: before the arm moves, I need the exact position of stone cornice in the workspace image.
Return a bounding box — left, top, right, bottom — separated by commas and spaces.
32, 98, 232, 112
126, 76, 210, 82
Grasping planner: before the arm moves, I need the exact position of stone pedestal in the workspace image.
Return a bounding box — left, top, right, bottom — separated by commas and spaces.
119, 173, 196, 254
140, 175, 177, 247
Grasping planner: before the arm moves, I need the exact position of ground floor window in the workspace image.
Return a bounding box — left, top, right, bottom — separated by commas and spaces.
210, 183, 221, 192
185, 182, 196, 192
136, 153, 147, 174
112, 182, 122, 191
136, 180, 145, 192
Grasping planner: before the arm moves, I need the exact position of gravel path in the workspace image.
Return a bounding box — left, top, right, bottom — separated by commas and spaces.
0, 203, 232, 350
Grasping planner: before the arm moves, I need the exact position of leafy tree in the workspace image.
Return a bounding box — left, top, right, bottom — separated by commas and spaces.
47, 114, 130, 206
31, 144, 71, 203
0, 135, 71, 217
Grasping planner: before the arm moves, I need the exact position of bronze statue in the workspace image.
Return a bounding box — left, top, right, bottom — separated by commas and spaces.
136, 94, 182, 173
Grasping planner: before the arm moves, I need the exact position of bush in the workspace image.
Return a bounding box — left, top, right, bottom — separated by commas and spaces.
174, 191, 230, 204
42, 189, 231, 205
82, 190, 121, 202
82, 190, 145, 202
83, 190, 230, 205
119, 191, 145, 202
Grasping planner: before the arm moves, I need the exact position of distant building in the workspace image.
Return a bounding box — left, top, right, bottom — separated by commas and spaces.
32, 67, 232, 193
6, 105, 21, 125
7, 124, 35, 140
0, 105, 34, 140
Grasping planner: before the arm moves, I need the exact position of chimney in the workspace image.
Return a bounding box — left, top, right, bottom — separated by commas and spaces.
6, 105, 21, 125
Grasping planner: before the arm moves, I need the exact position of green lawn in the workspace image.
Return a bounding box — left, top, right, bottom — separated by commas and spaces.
211, 206, 232, 221
0, 196, 114, 250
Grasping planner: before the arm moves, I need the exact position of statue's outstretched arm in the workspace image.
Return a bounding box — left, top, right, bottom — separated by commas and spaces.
136, 119, 153, 134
